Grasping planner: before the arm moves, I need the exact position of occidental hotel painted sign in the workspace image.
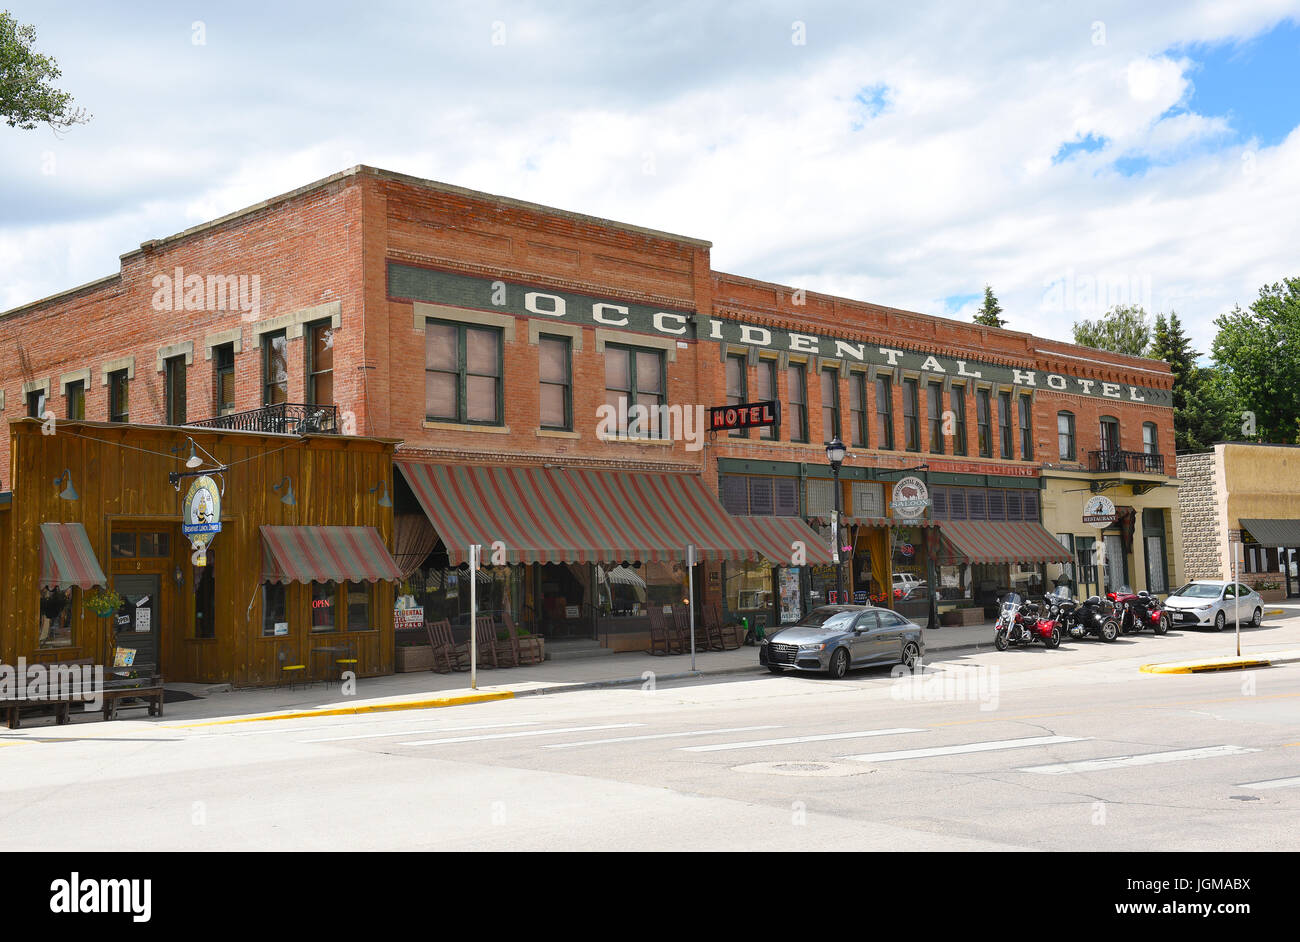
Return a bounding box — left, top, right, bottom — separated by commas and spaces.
389, 263, 1170, 405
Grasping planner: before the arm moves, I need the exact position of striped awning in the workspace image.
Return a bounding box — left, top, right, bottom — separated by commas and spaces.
260, 526, 402, 584
396, 462, 759, 566
935, 520, 1072, 566
808, 515, 938, 528
729, 515, 835, 566
40, 523, 107, 590
1241, 518, 1300, 546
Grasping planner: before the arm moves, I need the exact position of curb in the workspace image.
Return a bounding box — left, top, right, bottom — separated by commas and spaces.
169, 690, 515, 727
1140, 657, 1272, 674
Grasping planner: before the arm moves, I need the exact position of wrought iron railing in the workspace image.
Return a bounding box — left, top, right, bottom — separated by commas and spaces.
189, 403, 339, 435
1088, 449, 1164, 474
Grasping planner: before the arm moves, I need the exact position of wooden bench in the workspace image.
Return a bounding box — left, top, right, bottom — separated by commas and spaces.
1, 657, 97, 729
101, 672, 165, 721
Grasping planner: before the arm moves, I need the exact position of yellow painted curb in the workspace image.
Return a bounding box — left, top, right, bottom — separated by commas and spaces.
167, 690, 515, 728
1140, 657, 1272, 674
1266, 609, 1285, 616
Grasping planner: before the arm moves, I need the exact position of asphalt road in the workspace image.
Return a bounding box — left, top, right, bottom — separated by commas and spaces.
3, 612, 1299, 851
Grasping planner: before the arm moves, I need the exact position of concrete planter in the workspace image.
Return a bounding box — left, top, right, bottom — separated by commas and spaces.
395, 644, 435, 673
1256, 588, 1285, 603
516, 636, 545, 663
940, 607, 985, 626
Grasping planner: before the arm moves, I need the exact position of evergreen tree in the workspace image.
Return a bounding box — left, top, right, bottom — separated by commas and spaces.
973, 285, 1006, 328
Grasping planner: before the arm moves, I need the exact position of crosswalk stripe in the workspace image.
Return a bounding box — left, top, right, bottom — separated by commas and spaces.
300, 722, 540, 744
544, 726, 781, 749
1020, 744, 1258, 775
401, 724, 643, 746
1237, 775, 1300, 790
681, 728, 924, 753
839, 735, 1087, 763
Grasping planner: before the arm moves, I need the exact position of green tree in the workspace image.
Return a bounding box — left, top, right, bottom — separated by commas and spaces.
1072, 304, 1151, 356
1147, 312, 1236, 450
1211, 277, 1300, 444
0, 10, 90, 130
972, 285, 1006, 328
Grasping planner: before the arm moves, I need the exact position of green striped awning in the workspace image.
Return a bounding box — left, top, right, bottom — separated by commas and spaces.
729, 515, 835, 566
260, 526, 402, 584
40, 523, 107, 590
396, 462, 760, 566
935, 520, 1072, 566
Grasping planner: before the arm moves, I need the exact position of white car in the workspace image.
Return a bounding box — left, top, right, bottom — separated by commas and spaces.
892, 572, 922, 593
1161, 580, 1264, 631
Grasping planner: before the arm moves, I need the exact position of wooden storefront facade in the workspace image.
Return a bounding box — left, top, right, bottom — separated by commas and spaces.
0, 419, 399, 687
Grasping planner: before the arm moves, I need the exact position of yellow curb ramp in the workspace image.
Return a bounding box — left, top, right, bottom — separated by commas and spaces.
1140, 657, 1272, 674
167, 690, 515, 728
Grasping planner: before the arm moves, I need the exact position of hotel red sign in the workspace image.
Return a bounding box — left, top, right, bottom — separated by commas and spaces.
710, 400, 779, 432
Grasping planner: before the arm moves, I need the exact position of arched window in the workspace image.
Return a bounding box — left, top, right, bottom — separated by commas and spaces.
1057, 411, 1076, 461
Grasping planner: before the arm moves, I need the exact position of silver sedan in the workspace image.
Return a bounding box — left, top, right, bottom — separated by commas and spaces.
1161, 580, 1265, 631
760, 605, 925, 679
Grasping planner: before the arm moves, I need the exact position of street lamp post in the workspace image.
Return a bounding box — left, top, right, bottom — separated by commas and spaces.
826, 436, 847, 603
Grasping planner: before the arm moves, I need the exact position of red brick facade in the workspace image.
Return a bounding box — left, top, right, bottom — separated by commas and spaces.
0, 166, 1175, 491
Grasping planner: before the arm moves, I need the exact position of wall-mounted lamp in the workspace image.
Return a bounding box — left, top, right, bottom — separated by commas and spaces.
53, 468, 78, 501
369, 480, 392, 508
273, 476, 296, 506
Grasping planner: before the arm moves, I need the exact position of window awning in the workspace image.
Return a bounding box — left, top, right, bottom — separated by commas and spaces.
40, 523, 107, 590
935, 520, 1072, 566
1240, 518, 1300, 546
808, 515, 939, 528
260, 526, 402, 584
728, 515, 835, 566
396, 462, 760, 566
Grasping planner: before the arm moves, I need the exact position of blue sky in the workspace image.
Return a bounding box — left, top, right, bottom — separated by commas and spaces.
2, 1, 1299, 359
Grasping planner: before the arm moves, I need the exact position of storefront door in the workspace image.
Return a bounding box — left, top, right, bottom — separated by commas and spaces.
1102, 533, 1127, 593
112, 573, 162, 678
1285, 548, 1300, 598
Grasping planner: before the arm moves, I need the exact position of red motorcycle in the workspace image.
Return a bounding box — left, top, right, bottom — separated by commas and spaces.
993, 593, 1061, 650
1107, 588, 1171, 635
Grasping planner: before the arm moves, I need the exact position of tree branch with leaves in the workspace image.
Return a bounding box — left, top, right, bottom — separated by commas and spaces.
1, 10, 90, 131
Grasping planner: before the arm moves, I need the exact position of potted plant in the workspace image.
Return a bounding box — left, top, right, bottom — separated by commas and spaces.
84, 586, 123, 618
1255, 581, 1285, 603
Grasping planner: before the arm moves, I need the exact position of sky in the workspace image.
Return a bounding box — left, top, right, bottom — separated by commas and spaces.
3, 0, 1300, 359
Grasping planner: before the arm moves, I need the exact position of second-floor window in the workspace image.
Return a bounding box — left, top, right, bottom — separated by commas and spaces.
306, 321, 334, 406
108, 370, 129, 423
262, 330, 288, 406
66, 380, 85, 420
927, 382, 944, 455
875, 375, 894, 450
426, 320, 503, 425
604, 344, 664, 438
902, 378, 920, 451
726, 354, 748, 438
1142, 422, 1158, 455
950, 385, 967, 455
788, 363, 808, 443
26, 389, 45, 419
755, 358, 777, 440
1058, 411, 1076, 460
820, 367, 840, 443
1018, 395, 1033, 460
539, 334, 572, 431
215, 344, 236, 416
849, 372, 867, 448
1100, 416, 1120, 454
997, 391, 1013, 459
976, 388, 992, 457
165, 355, 187, 425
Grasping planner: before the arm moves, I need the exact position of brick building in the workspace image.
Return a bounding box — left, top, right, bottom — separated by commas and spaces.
1, 166, 1182, 674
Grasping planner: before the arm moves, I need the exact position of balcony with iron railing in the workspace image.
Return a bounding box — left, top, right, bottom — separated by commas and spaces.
188, 403, 340, 436
1088, 449, 1164, 475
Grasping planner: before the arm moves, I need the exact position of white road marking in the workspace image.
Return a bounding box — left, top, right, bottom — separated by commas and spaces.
681, 728, 924, 753
544, 726, 781, 749
1020, 744, 1259, 775
839, 735, 1088, 763
1237, 775, 1300, 790
401, 724, 644, 746
300, 722, 540, 743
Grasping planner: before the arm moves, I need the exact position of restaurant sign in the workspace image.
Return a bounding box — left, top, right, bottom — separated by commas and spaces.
1083, 495, 1117, 528
709, 400, 779, 432
182, 475, 222, 564
388, 263, 1169, 406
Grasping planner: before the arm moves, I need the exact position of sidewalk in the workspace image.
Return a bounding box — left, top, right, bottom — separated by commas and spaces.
161, 622, 999, 726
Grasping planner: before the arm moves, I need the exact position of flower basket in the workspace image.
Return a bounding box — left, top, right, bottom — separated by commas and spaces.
84, 586, 123, 618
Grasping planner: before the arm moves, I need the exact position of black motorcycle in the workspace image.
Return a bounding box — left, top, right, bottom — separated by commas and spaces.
1062, 594, 1120, 642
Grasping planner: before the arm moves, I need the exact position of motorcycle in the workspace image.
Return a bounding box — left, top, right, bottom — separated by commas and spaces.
1061, 591, 1120, 642
1107, 588, 1171, 635
993, 592, 1061, 650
